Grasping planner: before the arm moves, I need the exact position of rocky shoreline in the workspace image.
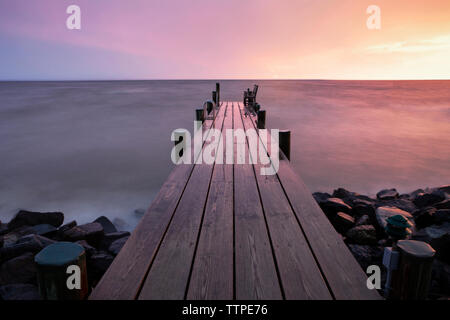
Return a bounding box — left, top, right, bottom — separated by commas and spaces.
0, 185, 449, 300
313, 185, 450, 299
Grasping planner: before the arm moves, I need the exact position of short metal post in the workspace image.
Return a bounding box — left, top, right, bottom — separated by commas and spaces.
257, 110, 266, 129
279, 130, 291, 161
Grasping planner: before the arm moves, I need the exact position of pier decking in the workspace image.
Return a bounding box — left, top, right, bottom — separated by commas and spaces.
90, 101, 381, 300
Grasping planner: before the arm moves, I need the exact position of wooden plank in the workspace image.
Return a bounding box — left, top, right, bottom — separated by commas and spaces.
138, 103, 228, 299
238, 103, 332, 300
90, 103, 224, 300
240, 102, 381, 300
186, 102, 234, 299
233, 103, 283, 300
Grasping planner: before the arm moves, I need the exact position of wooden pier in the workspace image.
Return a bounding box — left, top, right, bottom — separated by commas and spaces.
90, 99, 381, 300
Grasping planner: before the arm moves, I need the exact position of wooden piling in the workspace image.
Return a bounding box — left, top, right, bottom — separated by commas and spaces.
279, 130, 291, 160
391, 240, 436, 300
257, 110, 266, 129
212, 91, 217, 105
216, 83, 220, 105
35, 242, 88, 300
195, 108, 204, 123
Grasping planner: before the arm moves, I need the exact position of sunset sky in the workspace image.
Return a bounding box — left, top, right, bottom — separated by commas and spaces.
1, 0, 450, 80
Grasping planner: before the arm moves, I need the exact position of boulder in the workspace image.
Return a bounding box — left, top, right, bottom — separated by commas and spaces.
376, 198, 417, 213
0, 252, 37, 285
347, 244, 383, 270
1, 226, 35, 248
332, 188, 375, 206
375, 206, 414, 231
0, 234, 55, 262
75, 240, 96, 257
100, 231, 130, 250
413, 222, 450, 263
376, 189, 399, 200
58, 220, 77, 234
30, 224, 57, 237
312, 192, 332, 204
319, 197, 352, 217
413, 190, 446, 208
332, 212, 355, 234
0, 283, 41, 300
0, 223, 8, 236
414, 208, 437, 229
431, 259, 450, 297
434, 209, 450, 225
88, 251, 114, 279
8, 210, 64, 230
63, 222, 104, 244
438, 185, 450, 194
351, 203, 375, 218
346, 225, 377, 245
435, 199, 450, 210
94, 216, 117, 234
108, 236, 129, 256
355, 215, 371, 226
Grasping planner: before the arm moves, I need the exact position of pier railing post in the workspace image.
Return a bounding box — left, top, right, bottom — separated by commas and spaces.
390, 240, 435, 300
212, 91, 217, 106
195, 108, 204, 123
279, 130, 291, 161
216, 82, 220, 106
257, 110, 266, 129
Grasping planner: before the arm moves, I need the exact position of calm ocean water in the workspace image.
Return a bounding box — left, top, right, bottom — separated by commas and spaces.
1, 80, 449, 229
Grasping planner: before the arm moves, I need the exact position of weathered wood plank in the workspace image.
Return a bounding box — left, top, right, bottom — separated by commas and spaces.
233, 103, 283, 300
186, 103, 234, 299
90, 103, 224, 300
138, 103, 228, 300
239, 102, 381, 300
238, 103, 332, 300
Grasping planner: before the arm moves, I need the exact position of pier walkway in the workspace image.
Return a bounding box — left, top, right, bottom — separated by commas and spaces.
90, 101, 381, 300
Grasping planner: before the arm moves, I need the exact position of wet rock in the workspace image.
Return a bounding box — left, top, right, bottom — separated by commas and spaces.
438, 185, 450, 194
1, 226, 35, 248
8, 210, 64, 230
346, 225, 377, 245
0, 223, 8, 236
94, 216, 117, 234
319, 197, 352, 217
0, 234, 55, 262
58, 220, 77, 234
99, 231, 130, 250
415, 208, 437, 229
88, 251, 114, 281
347, 244, 383, 270
312, 192, 331, 204
435, 199, 450, 210
355, 215, 371, 226
376, 198, 417, 213
332, 212, 355, 234
413, 190, 446, 208
375, 206, 414, 231
435, 209, 450, 225
75, 240, 97, 257
108, 236, 129, 256
376, 189, 399, 201
426, 223, 450, 263
0, 252, 37, 285
0, 283, 41, 300
351, 203, 375, 219
332, 188, 375, 206
431, 259, 450, 297
63, 222, 104, 245
30, 224, 57, 237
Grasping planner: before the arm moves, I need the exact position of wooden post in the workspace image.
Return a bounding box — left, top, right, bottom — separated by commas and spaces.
34, 242, 88, 300
216, 83, 220, 106
195, 108, 204, 123
257, 110, 266, 129
212, 91, 217, 106
391, 240, 435, 300
279, 130, 291, 161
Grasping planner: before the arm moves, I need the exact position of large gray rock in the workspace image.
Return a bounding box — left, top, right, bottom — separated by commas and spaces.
0, 283, 41, 300
57, 220, 77, 234
0, 252, 37, 285
332, 188, 375, 206
375, 206, 414, 230
1, 226, 36, 248
63, 222, 104, 244
376, 189, 399, 200
94, 216, 117, 234
30, 224, 57, 237
376, 198, 417, 213
332, 212, 355, 234
8, 210, 64, 230
412, 222, 450, 263
108, 236, 129, 256
0, 234, 55, 262
346, 225, 377, 245
413, 190, 446, 208
319, 197, 352, 217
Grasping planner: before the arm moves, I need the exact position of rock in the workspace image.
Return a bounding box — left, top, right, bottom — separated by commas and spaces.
347, 244, 383, 270
376, 198, 417, 213
431, 259, 450, 297
8, 210, 64, 230
332, 188, 375, 206
375, 206, 414, 231
88, 251, 114, 277
1, 226, 35, 248
319, 197, 352, 217
58, 220, 77, 234
0, 283, 41, 300
100, 231, 130, 250
108, 236, 129, 256
0, 252, 37, 285
94, 216, 117, 234
376, 189, 399, 200
435, 199, 450, 210
0, 223, 8, 236
410, 188, 425, 199
351, 203, 375, 219
0, 234, 55, 262
75, 240, 96, 257
435, 209, 450, 225
332, 212, 355, 234
312, 192, 332, 204
438, 185, 450, 194
346, 225, 377, 245
413, 190, 446, 208
30, 224, 57, 237
355, 215, 371, 226
63, 222, 104, 245
425, 223, 450, 263
415, 208, 437, 229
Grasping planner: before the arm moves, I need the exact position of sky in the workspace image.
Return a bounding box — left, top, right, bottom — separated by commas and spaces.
0, 0, 450, 80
